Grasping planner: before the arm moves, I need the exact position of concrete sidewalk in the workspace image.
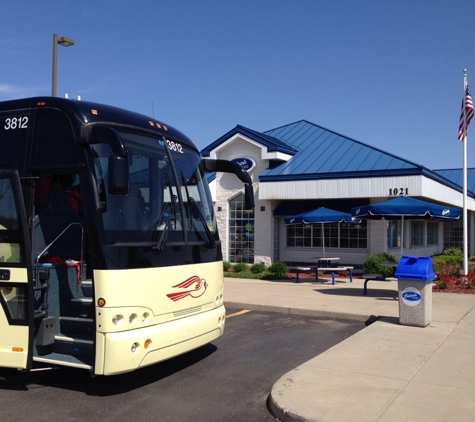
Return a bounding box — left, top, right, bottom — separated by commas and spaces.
224, 276, 475, 422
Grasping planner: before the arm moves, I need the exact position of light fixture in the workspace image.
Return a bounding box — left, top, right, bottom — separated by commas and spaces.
52, 34, 75, 97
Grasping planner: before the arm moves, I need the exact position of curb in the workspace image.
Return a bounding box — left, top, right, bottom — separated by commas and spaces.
224, 301, 377, 323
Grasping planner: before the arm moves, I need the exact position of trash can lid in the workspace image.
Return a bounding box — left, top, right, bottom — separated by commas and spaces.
395, 255, 435, 281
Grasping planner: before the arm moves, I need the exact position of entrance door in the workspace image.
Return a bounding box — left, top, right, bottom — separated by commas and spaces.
0, 170, 33, 370
228, 193, 254, 264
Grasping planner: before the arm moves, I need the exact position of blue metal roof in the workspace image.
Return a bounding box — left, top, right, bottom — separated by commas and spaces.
201, 119, 470, 195
260, 120, 422, 180
434, 168, 475, 195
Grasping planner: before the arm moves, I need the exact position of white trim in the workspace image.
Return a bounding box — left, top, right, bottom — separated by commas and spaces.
259, 175, 474, 210
206, 134, 293, 161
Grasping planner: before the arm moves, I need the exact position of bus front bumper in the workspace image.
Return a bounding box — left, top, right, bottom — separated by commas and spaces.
97, 304, 226, 376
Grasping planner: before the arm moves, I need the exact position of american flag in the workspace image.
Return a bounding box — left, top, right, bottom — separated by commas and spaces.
458, 84, 474, 141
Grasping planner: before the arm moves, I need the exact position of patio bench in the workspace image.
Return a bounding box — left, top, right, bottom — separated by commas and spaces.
362, 274, 398, 295
317, 266, 353, 285
293, 267, 315, 283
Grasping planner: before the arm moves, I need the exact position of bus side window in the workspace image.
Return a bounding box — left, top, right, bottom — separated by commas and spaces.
31, 108, 81, 168
52, 174, 82, 215
0, 223, 20, 263
34, 174, 53, 214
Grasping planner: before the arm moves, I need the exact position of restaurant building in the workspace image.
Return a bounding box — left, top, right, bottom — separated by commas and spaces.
201, 120, 475, 267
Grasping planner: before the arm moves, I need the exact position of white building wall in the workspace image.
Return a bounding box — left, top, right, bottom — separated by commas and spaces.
260, 175, 475, 210
212, 136, 273, 263
260, 176, 425, 200
254, 203, 273, 265
208, 179, 216, 202
369, 220, 387, 255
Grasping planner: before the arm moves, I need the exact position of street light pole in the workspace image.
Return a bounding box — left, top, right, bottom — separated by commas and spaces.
51, 34, 74, 97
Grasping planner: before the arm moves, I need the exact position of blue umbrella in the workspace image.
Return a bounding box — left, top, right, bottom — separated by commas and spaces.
351, 196, 460, 220
351, 196, 461, 254
285, 207, 361, 257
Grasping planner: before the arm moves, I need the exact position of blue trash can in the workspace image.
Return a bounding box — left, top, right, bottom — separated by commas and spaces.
395, 255, 435, 327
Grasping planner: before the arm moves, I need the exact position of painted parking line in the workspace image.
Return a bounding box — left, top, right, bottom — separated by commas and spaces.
226, 309, 251, 318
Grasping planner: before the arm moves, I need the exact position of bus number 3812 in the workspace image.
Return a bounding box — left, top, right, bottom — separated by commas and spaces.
166, 139, 183, 153
4, 116, 29, 130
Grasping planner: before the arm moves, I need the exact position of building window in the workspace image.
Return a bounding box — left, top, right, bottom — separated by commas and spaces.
287, 225, 311, 247
286, 221, 366, 249
228, 193, 254, 263
411, 221, 424, 246
388, 220, 401, 249
340, 221, 367, 248
427, 222, 438, 245
444, 219, 463, 250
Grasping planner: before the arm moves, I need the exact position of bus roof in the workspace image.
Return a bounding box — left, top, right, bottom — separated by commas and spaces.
0, 96, 197, 150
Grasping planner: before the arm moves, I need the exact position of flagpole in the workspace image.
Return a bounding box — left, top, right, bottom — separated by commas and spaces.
462, 69, 469, 276
400, 215, 404, 256
322, 222, 325, 257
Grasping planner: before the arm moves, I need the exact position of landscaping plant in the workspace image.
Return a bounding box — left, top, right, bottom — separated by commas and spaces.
268, 261, 289, 278
233, 262, 248, 273
363, 253, 397, 278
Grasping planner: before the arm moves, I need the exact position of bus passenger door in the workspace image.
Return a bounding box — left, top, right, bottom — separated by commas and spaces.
0, 170, 33, 370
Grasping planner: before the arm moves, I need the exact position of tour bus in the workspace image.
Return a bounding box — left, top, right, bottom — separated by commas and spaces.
0, 97, 253, 376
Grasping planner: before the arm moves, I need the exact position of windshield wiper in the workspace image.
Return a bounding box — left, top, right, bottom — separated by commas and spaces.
179, 170, 216, 248
188, 196, 216, 248
153, 194, 177, 251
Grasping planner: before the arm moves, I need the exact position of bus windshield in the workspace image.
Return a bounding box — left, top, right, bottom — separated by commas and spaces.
91, 129, 217, 245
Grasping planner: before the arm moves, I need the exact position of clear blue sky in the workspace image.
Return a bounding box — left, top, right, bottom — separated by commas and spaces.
1, 0, 474, 170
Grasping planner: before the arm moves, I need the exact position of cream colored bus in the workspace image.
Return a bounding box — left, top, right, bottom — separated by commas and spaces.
0, 97, 253, 376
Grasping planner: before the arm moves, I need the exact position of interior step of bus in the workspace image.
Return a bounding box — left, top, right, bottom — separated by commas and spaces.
33, 352, 93, 370
33, 262, 95, 364
71, 297, 93, 318
80, 280, 93, 297
59, 316, 94, 336
35, 316, 94, 358
54, 334, 94, 358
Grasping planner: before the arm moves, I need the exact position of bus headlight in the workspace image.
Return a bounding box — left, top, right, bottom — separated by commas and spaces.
131, 342, 140, 353
112, 315, 124, 325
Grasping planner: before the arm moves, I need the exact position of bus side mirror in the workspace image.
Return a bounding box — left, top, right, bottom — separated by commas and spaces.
244, 184, 254, 210
201, 158, 255, 210
108, 156, 129, 194
79, 124, 127, 157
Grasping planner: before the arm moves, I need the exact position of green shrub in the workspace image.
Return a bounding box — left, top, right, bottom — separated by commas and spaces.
442, 247, 463, 257
223, 261, 232, 271
431, 257, 444, 273
233, 262, 248, 273
432, 255, 462, 276
250, 263, 266, 274
268, 261, 289, 278
363, 253, 397, 278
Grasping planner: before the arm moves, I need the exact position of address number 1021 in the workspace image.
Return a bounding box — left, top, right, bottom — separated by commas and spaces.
389, 188, 408, 196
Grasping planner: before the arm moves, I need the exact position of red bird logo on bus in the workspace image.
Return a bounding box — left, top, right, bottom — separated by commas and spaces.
166, 275, 208, 301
